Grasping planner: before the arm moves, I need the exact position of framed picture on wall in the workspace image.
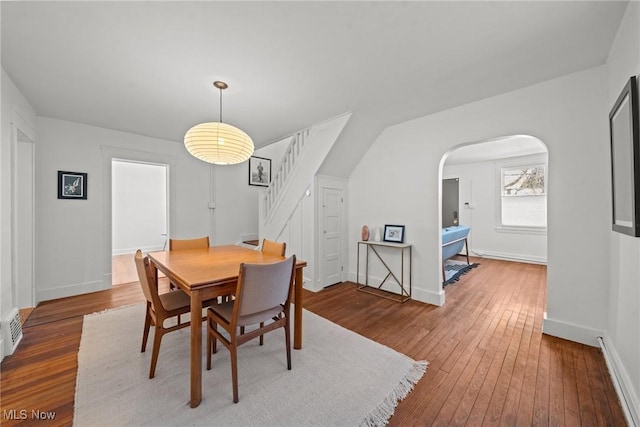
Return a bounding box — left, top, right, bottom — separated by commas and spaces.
609, 76, 640, 237
383, 224, 405, 243
248, 156, 271, 187
58, 171, 88, 199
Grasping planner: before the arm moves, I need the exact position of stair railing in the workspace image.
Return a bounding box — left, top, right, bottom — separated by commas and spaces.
263, 128, 310, 219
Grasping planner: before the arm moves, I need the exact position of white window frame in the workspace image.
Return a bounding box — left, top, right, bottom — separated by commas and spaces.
495, 157, 548, 235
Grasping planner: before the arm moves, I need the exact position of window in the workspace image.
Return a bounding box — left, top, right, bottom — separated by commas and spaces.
500, 165, 546, 229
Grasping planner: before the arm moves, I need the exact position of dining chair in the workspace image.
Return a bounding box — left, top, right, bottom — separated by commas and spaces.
206, 255, 296, 403
238, 239, 286, 335
168, 236, 210, 251
134, 249, 191, 379
134, 249, 215, 379
261, 238, 286, 256
168, 236, 210, 291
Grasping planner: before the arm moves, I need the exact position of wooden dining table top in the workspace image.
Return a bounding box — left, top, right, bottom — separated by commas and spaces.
148, 245, 307, 290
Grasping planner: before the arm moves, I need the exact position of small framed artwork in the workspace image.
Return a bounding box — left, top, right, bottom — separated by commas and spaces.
248, 156, 271, 187
383, 224, 405, 243
58, 171, 87, 200
609, 76, 640, 237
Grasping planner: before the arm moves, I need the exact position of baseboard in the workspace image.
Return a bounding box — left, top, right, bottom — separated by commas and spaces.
471, 249, 546, 265
599, 334, 640, 427
112, 245, 163, 256
36, 280, 105, 303
412, 286, 445, 306
0, 337, 4, 362
542, 315, 602, 346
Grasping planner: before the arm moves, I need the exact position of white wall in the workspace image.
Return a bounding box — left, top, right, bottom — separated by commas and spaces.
35, 117, 211, 302
212, 137, 289, 246
604, 1, 640, 423
349, 65, 610, 345
443, 152, 548, 264
112, 160, 167, 255
1, 68, 37, 320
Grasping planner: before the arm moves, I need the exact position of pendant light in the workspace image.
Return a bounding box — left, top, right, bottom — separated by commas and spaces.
184, 81, 254, 165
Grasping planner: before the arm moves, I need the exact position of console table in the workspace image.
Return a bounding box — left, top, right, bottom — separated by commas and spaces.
356, 241, 412, 303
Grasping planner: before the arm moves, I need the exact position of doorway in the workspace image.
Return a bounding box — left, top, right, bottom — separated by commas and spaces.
13, 129, 35, 309
442, 178, 459, 228
440, 135, 549, 278
321, 187, 344, 287
111, 160, 168, 285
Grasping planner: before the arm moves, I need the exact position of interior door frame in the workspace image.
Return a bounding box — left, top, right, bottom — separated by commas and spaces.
101, 146, 176, 290
315, 175, 348, 291
10, 107, 37, 308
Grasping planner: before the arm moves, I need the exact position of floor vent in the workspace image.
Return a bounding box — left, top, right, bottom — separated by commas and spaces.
3, 308, 23, 356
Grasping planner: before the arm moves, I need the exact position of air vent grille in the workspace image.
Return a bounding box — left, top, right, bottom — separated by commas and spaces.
3, 308, 23, 355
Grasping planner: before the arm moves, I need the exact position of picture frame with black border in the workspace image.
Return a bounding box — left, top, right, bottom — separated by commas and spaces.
58, 171, 88, 200
248, 156, 271, 187
383, 224, 405, 243
609, 75, 640, 237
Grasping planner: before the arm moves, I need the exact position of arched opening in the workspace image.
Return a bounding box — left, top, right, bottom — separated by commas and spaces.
439, 135, 548, 289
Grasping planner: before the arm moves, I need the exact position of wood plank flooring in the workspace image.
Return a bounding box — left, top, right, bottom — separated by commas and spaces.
0, 257, 626, 426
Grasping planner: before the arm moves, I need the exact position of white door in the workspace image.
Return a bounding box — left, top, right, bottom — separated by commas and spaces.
322, 187, 343, 287
15, 131, 35, 308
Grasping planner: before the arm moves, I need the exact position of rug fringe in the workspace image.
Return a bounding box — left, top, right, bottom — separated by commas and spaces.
359, 360, 428, 427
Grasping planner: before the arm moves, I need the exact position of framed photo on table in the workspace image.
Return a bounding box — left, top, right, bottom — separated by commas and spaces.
383, 224, 405, 243
58, 171, 87, 200
248, 156, 271, 187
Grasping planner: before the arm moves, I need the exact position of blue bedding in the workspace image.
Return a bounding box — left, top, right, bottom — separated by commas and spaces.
442, 225, 470, 261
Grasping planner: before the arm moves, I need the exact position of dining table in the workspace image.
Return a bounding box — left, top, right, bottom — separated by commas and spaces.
147, 245, 307, 408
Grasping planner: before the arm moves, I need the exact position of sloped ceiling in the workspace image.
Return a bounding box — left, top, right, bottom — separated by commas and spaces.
1, 1, 628, 176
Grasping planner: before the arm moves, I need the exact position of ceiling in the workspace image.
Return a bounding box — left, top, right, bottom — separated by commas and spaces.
445, 135, 547, 165
1, 1, 628, 175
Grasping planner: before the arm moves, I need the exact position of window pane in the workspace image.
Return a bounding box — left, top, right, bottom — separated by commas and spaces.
503, 167, 545, 196
501, 195, 546, 227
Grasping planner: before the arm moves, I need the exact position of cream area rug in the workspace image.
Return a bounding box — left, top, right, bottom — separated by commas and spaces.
74, 304, 427, 426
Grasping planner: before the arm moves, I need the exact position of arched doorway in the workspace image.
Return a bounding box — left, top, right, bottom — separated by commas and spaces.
440, 135, 548, 287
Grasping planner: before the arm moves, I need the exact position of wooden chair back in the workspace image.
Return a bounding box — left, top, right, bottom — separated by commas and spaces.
169, 236, 209, 251
261, 239, 286, 256
134, 250, 164, 314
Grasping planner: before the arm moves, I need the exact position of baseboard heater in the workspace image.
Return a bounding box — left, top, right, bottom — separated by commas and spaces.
2, 308, 23, 356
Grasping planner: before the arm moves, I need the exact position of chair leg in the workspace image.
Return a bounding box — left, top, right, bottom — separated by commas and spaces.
149, 326, 164, 379
230, 345, 239, 403
206, 320, 212, 370
284, 317, 292, 370
259, 322, 264, 346
141, 306, 152, 353
212, 322, 218, 354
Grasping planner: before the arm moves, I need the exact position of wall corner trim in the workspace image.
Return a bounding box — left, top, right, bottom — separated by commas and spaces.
412, 286, 445, 306
542, 316, 602, 346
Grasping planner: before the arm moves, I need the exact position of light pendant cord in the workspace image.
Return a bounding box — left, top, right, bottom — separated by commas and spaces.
219, 86, 223, 122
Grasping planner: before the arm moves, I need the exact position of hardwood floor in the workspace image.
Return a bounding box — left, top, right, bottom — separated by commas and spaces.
111, 253, 139, 286
0, 258, 626, 426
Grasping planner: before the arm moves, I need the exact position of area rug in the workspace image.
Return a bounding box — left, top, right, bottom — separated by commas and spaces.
74, 304, 427, 426
443, 259, 479, 286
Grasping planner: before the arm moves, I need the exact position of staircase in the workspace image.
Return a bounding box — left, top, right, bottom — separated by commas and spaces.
263, 128, 310, 221
258, 112, 352, 245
